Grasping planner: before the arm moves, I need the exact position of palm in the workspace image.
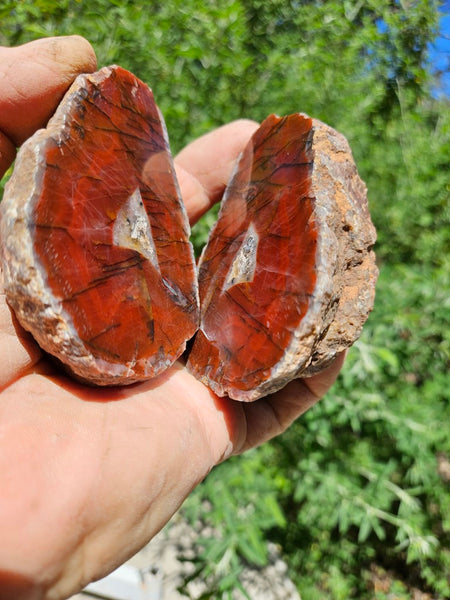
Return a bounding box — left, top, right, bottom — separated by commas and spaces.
0, 36, 344, 600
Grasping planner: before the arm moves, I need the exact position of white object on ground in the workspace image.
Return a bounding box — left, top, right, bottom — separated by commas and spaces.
81, 563, 162, 600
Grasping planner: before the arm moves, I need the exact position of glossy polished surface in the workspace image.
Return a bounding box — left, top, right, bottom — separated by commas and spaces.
2, 81, 377, 393
31, 66, 198, 379
187, 114, 318, 396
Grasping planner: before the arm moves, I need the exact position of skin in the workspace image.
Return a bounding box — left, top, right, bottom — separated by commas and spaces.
0, 36, 346, 600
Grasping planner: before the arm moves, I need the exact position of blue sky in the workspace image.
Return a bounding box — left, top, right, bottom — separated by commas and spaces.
430, 2, 450, 96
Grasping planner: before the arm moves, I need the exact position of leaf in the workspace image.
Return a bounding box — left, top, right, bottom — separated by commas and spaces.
374, 347, 400, 372
238, 525, 268, 567
358, 516, 372, 543
371, 516, 386, 541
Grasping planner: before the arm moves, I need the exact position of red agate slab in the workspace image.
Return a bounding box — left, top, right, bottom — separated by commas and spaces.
186, 114, 378, 401
0, 66, 199, 385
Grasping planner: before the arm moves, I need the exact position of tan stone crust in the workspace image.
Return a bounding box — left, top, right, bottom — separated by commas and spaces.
0, 70, 377, 399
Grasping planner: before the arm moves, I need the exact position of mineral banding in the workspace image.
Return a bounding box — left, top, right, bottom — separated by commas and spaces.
0, 66, 378, 399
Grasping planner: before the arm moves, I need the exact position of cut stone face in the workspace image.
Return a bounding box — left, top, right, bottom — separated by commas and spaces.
0, 66, 199, 385
1, 69, 377, 397
186, 114, 378, 401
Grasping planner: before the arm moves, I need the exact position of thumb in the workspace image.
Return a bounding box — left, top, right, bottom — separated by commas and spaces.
0, 35, 97, 176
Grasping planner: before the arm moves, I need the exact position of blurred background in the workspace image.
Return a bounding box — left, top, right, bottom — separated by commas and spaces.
1, 1, 448, 598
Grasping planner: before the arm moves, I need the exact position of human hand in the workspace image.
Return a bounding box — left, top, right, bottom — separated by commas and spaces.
0, 36, 345, 600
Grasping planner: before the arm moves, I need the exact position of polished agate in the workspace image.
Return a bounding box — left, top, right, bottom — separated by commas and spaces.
186, 114, 378, 401
1, 67, 377, 396
0, 66, 199, 385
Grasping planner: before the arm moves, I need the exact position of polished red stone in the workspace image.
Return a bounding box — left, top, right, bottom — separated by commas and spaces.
187, 113, 378, 400
1, 66, 199, 384
187, 114, 319, 399
2, 74, 377, 396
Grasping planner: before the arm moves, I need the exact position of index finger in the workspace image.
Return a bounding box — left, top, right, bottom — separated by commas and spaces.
175, 119, 259, 224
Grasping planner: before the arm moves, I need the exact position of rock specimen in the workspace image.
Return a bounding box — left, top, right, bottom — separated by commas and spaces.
186, 113, 378, 401
0, 66, 199, 385
0, 67, 378, 398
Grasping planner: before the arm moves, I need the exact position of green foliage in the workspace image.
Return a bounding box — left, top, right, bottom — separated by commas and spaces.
178, 445, 287, 598
0, 1, 445, 147
184, 263, 449, 599
271, 263, 450, 598
361, 96, 450, 267
1, 0, 449, 598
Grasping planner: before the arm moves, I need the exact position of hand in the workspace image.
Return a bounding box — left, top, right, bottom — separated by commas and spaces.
0, 36, 345, 600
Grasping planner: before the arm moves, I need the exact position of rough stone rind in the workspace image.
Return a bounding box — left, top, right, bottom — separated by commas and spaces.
0, 66, 199, 385
301, 120, 378, 374
1, 75, 377, 398
186, 114, 378, 401
270, 116, 378, 389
